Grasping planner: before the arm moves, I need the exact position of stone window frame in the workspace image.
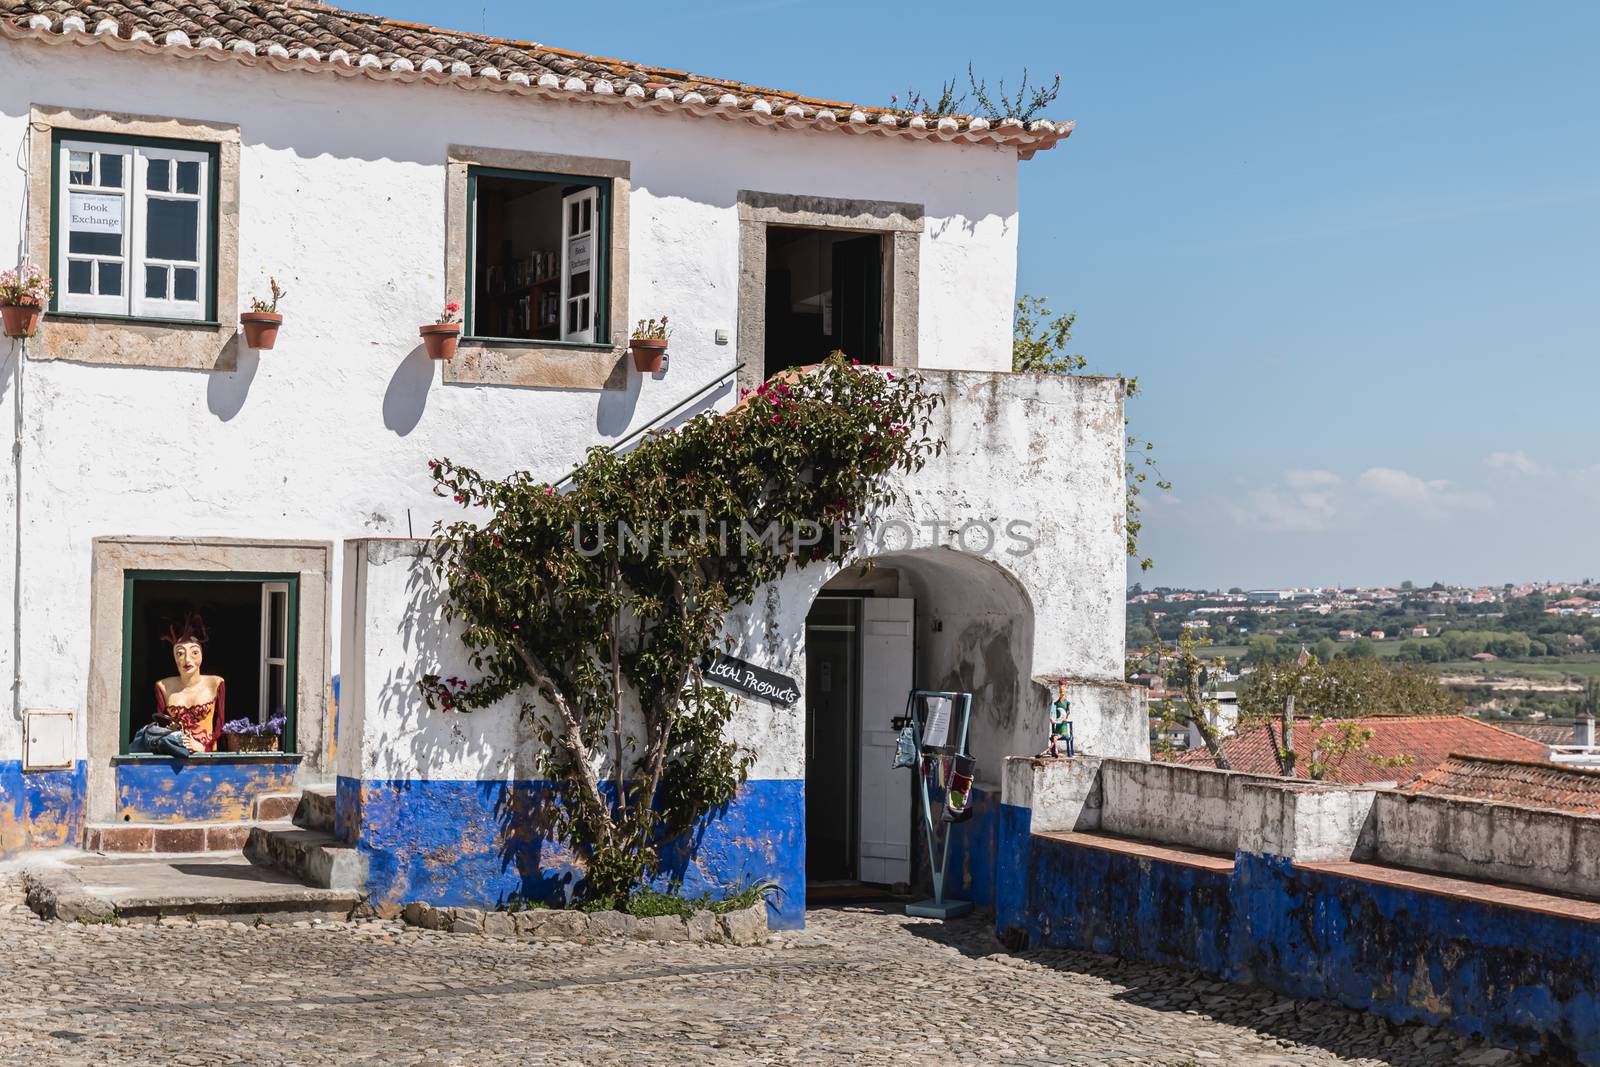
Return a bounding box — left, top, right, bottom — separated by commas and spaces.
736, 190, 923, 397
443, 144, 631, 391
26, 105, 241, 372
84, 537, 333, 822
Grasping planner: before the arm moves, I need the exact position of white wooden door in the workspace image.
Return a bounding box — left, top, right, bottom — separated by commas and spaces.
559, 187, 597, 343
857, 597, 915, 884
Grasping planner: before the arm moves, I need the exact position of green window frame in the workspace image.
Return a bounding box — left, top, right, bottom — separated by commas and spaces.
49, 129, 222, 326
465, 165, 612, 347
118, 570, 300, 757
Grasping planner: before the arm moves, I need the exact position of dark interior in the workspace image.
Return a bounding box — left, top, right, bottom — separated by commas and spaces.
764, 226, 884, 379
804, 596, 860, 882
471, 174, 569, 342
127, 579, 263, 750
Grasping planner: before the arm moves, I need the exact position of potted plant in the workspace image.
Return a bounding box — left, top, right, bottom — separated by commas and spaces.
240, 278, 286, 350
421, 301, 462, 360
0, 264, 52, 339
630, 316, 670, 372
219, 714, 286, 754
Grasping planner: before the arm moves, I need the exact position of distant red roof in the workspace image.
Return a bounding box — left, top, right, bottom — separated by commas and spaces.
1177, 715, 1548, 785
1402, 754, 1600, 814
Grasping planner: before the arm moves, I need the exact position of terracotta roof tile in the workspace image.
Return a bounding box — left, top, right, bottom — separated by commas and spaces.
0, 0, 1071, 155
1177, 715, 1549, 785
1402, 753, 1600, 814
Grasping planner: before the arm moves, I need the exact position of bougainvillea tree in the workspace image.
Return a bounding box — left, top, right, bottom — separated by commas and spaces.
420, 354, 942, 902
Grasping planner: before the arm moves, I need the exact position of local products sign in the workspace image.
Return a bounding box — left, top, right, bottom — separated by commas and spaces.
69, 192, 122, 234
703, 653, 799, 707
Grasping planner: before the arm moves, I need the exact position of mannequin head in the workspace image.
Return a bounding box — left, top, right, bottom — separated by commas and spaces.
162, 614, 211, 682
172, 637, 204, 679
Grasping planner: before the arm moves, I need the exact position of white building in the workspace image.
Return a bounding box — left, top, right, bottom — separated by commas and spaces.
0, 0, 1141, 926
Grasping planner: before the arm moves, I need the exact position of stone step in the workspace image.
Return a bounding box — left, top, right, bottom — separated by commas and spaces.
293, 785, 336, 834
244, 823, 367, 891
85, 820, 255, 854
253, 791, 301, 822
26, 856, 362, 924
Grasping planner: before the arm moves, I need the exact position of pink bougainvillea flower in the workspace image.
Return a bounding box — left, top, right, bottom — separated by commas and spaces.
543, 487, 555, 495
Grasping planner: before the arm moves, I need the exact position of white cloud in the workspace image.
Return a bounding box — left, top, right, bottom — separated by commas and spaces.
1229, 470, 1343, 532
1356, 467, 1491, 518
1486, 450, 1544, 476
1228, 465, 1489, 532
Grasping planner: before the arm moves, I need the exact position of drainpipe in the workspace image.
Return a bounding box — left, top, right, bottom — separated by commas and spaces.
9, 332, 20, 725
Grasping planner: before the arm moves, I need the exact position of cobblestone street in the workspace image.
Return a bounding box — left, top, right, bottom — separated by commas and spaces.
0, 881, 1528, 1067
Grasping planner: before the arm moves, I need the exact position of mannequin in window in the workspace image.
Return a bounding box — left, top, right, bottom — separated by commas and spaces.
153, 615, 225, 753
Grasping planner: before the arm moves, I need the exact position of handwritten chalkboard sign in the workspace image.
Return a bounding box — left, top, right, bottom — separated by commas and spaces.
703, 653, 800, 707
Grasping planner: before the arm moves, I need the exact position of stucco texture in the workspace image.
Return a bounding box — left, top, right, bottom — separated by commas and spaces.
0, 38, 1028, 782
345, 775, 805, 928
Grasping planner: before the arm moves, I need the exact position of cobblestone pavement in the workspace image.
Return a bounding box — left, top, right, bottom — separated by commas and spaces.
0, 877, 1533, 1067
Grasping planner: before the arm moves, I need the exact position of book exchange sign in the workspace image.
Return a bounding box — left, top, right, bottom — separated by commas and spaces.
703, 653, 800, 707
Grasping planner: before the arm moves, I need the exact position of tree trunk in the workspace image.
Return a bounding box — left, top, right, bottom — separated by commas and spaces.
1281, 693, 1297, 778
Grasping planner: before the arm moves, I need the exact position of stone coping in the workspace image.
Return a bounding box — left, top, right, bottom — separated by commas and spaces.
1035, 830, 1235, 874
1297, 860, 1600, 924
398, 900, 769, 945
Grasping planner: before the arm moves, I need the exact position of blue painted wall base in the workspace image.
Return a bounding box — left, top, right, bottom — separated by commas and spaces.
0, 759, 85, 856
996, 807, 1600, 1065
115, 757, 299, 822
339, 775, 806, 929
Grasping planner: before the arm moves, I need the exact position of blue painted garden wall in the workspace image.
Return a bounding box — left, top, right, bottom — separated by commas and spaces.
116, 757, 298, 822
0, 760, 85, 855
341, 775, 806, 928
997, 809, 1600, 1064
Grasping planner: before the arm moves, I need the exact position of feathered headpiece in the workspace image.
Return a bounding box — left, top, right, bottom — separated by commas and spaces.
162, 613, 211, 646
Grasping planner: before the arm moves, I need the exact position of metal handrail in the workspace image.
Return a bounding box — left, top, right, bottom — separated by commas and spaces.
552, 361, 744, 488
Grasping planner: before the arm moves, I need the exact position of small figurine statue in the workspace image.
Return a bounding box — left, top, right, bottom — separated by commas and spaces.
1041, 680, 1074, 758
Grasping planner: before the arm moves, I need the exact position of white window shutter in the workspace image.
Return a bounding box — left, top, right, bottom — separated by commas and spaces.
559, 186, 598, 344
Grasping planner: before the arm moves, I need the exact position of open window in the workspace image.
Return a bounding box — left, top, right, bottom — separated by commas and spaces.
53, 132, 218, 323
467, 167, 610, 345
120, 573, 298, 755
764, 226, 884, 379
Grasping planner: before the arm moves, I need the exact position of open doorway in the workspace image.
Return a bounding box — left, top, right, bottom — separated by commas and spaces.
764, 226, 883, 379
803, 592, 915, 897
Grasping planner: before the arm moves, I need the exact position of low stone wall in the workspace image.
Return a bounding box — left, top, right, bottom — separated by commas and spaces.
998, 755, 1600, 1063
1368, 789, 1600, 897
398, 900, 769, 945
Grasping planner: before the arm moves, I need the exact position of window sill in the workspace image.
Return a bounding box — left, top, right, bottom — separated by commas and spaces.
48, 311, 221, 329
27, 313, 238, 371
444, 338, 628, 391
463, 335, 613, 351
113, 752, 302, 764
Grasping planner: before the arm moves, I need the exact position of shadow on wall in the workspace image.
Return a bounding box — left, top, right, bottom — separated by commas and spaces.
205, 338, 257, 421
383, 345, 434, 436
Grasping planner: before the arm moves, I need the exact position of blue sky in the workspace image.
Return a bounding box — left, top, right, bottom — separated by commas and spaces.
376, 0, 1598, 589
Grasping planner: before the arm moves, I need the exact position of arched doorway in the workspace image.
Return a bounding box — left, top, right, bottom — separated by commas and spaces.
802, 548, 1036, 899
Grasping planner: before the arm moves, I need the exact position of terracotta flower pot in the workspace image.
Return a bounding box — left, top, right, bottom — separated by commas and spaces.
630, 339, 667, 372
219, 733, 281, 754
1, 304, 43, 339
240, 311, 283, 350
421, 323, 461, 360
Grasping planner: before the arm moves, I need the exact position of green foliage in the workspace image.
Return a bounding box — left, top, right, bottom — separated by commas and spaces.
1013, 296, 1169, 569
1161, 629, 1231, 769
891, 64, 1062, 122
1240, 655, 1463, 723
421, 355, 941, 903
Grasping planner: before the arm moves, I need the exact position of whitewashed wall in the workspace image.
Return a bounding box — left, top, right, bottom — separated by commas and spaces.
0, 40, 1027, 763
342, 371, 1142, 788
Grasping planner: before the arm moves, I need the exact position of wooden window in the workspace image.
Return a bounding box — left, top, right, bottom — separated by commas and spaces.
465, 167, 611, 346
53, 133, 217, 324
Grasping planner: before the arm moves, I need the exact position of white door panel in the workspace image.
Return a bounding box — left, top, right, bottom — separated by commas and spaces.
858, 597, 914, 884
